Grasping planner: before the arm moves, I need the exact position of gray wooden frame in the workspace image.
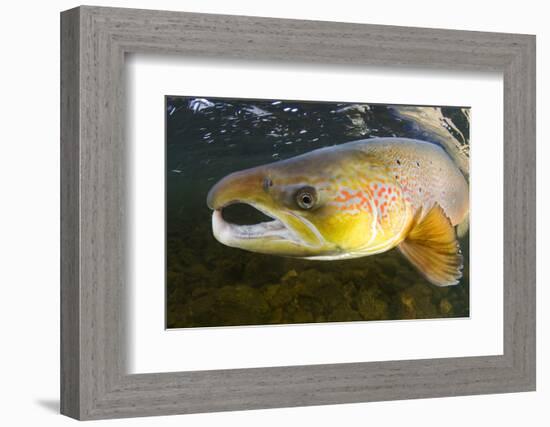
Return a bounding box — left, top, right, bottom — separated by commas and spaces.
60, 5, 536, 420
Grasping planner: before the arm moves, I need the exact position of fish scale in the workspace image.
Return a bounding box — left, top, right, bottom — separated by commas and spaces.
357, 138, 468, 225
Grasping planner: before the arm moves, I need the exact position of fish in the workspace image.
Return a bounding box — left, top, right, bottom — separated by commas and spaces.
206, 137, 469, 286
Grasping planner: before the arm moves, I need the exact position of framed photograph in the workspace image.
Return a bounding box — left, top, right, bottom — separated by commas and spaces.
165, 97, 472, 330
61, 6, 536, 420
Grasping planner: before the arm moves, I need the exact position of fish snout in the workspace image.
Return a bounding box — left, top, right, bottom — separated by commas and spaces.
206, 168, 266, 210
206, 181, 222, 210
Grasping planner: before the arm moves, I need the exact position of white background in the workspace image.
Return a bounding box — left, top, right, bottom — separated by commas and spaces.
0, 0, 547, 426
129, 57, 503, 373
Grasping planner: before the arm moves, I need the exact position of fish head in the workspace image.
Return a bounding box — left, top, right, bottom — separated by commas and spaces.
206, 147, 385, 258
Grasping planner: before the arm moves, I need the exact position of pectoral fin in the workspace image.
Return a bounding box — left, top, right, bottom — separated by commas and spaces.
398, 204, 463, 286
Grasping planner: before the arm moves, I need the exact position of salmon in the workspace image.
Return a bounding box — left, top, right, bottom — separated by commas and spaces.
206, 137, 469, 286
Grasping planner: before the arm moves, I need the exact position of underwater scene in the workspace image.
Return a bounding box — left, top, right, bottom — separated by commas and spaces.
166, 96, 470, 329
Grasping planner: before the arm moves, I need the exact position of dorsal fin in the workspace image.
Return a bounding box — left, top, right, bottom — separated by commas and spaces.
398, 203, 463, 286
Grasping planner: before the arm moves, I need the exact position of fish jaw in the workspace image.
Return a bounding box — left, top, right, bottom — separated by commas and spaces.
211, 209, 292, 245
210, 207, 334, 257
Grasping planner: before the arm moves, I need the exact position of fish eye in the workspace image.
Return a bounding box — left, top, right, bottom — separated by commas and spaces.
295, 187, 317, 209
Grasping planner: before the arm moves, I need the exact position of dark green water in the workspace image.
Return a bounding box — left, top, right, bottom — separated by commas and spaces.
166, 97, 470, 329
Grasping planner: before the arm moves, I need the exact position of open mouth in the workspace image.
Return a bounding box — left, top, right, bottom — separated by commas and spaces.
212, 202, 298, 243
221, 202, 274, 226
